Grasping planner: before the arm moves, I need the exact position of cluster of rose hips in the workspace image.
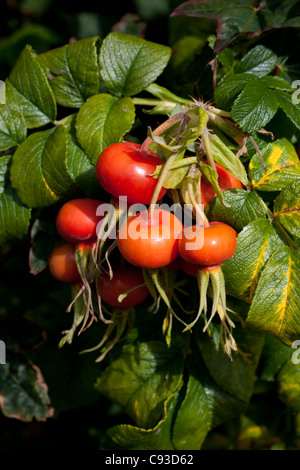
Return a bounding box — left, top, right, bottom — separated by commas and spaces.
48, 140, 242, 356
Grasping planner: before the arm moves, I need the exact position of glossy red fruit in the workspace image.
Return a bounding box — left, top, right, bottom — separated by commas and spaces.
48, 243, 81, 283
117, 208, 184, 269
98, 264, 149, 309
178, 221, 237, 266
201, 162, 243, 208
179, 257, 221, 277
56, 198, 104, 244
95, 141, 167, 205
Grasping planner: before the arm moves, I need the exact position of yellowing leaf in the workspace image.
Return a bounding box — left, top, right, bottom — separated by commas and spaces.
273, 182, 300, 238
249, 138, 300, 191
222, 218, 285, 303
246, 247, 300, 347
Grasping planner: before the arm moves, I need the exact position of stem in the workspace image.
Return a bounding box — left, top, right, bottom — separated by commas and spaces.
207, 106, 231, 118
132, 97, 177, 109
167, 156, 198, 170
141, 111, 186, 152
202, 132, 217, 172
187, 179, 209, 228
149, 152, 178, 217
248, 135, 267, 170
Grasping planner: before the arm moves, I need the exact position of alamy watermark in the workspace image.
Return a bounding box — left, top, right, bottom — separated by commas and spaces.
292, 80, 300, 105
0, 80, 5, 104
95, 197, 205, 250
0, 340, 6, 364
291, 340, 300, 365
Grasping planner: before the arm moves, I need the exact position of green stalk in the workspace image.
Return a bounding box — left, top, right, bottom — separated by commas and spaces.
202, 132, 217, 172
140, 111, 185, 153
149, 152, 178, 217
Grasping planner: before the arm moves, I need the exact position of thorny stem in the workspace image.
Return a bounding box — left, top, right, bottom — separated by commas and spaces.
140, 111, 186, 152
248, 135, 267, 170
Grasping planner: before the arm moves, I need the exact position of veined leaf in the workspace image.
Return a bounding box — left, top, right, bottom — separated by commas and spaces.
273, 182, 300, 238
231, 79, 279, 133
206, 188, 266, 232
208, 133, 249, 185
172, 369, 212, 450
0, 155, 31, 245
235, 45, 277, 77
222, 218, 286, 303
105, 392, 178, 450
0, 350, 54, 422
276, 91, 300, 131
63, 115, 100, 197
196, 323, 264, 420
6, 45, 56, 128
95, 340, 184, 429
99, 32, 171, 97
249, 137, 300, 191
259, 335, 293, 383
0, 104, 27, 151
41, 125, 75, 197
246, 247, 300, 347
213, 73, 256, 110
75, 93, 135, 164
10, 128, 75, 208
171, 0, 300, 53
38, 36, 101, 108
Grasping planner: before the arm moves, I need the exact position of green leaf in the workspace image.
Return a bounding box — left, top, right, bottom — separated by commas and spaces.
63, 115, 100, 197
235, 45, 277, 77
75, 93, 135, 164
262, 76, 293, 91
273, 182, 300, 238
99, 32, 171, 97
196, 323, 264, 423
0, 350, 54, 422
222, 218, 286, 303
249, 138, 300, 191
231, 79, 279, 133
276, 91, 300, 131
6, 45, 56, 128
0, 155, 31, 246
259, 335, 293, 382
208, 133, 249, 185
0, 104, 27, 151
172, 370, 212, 450
206, 188, 267, 232
246, 247, 300, 347
213, 73, 256, 110
278, 358, 300, 412
38, 36, 101, 108
95, 340, 184, 429
10, 128, 75, 208
105, 392, 178, 450
29, 217, 58, 275
171, 0, 300, 53
200, 162, 227, 206
41, 125, 75, 197
146, 83, 193, 107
